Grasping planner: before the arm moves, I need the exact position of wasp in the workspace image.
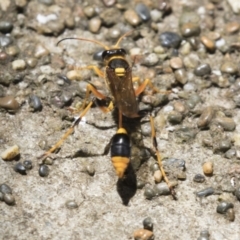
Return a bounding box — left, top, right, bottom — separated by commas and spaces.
39, 31, 176, 198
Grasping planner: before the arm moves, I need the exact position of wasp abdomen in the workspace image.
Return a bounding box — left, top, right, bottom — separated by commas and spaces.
111, 129, 130, 178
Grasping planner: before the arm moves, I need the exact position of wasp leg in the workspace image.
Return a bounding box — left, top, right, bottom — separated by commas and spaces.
39, 84, 113, 162
133, 77, 171, 96
75, 65, 104, 78
149, 115, 176, 199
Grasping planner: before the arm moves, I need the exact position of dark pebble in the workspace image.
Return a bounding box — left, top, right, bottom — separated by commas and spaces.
28, 95, 42, 111
167, 111, 183, 124
186, 94, 201, 109
197, 107, 214, 128
65, 200, 78, 209
143, 217, 153, 231
216, 201, 234, 214
159, 32, 182, 48
0, 21, 13, 33
3, 193, 15, 205
50, 90, 72, 108
180, 22, 201, 37
175, 126, 198, 142
23, 160, 33, 170
137, 179, 145, 189
0, 36, 13, 47
235, 187, 240, 201
135, 3, 151, 21
163, 158, 186, 171
38, 0, 54, 6
196, 187, 214, 198
0, 183, 13, 194
0, 192, 3, 201
194, 63, 211, 76
57, 75, 71, 85
214, 139, 231, 153
0, 96, 20, 111
14, 162, 27, 175
39, 164, 49, 177
193, 174, 205, 183
197, 230, 210, 240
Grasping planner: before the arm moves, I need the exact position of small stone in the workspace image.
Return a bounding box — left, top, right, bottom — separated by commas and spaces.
66, 70, 82, 81
153, 182, 171, 196
142, 53, 158, 66
226, 208, 235, 221
6, 45, 20, 56
12, 59, 26, 71
153, 170, 162, 183
38, 0, 53, 6
194, 63, 211, 76
83, 6, 95, 18
174, 69, 187, 85
86, 164, 95, 176
216, 201, 234, 214
26, 58, 38, 68
159, 32, 182, 48
135, 3, 151, 21
28, 95, 42, 112
202, 162, 213, 176
144, 186, 155, 200
0, 21, 13, 33
0, 183, 12, 194
88, 17, 101, 33
100, 8, 121, 26
235, 187, 240, 201
225, 21, 240, 34
173, 101, 186, 113
220, 61, 238, 75
163, 158, 186, 170
34, 44, 49, 58
14, 162, 27, 175
23, 160, 33, 170
177, 171, 186, 180
197, 230, 210, 240
200, 35, 216, 52
0, 96, 20, 111
180, 22, 201, 37
1, 145, 20, 161
143, 217, 153, 231
193, 174, 205, 183
197, 107, 214, 128
196, 187, 214, 198
225, 149, 236, 159
215, 117, 236, 131
0, 36, 12, 47
133, 228, 154, 240
170, 57, 183, 69
39, 164, 49, 177
65, 200, 79, 209
124, 9, 141, 26
167, 111, 183, 124
3, 193, 15, 205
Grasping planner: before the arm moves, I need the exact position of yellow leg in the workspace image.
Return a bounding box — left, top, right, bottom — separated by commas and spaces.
150, 115, 176, 199
75, 65, 104, 78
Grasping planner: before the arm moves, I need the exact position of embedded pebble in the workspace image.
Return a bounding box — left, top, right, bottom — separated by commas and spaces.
0, 96, 20, 111
197, 107, 214, 128
220, 61, 238, 75
23, 160, 33, 170
180, 22, 201, 37
39, 164, 49, 177
200, 35, 216, 52
142, 53, 158, 66
0, 192, 3, 201
153, 182, 171, 196
86, 164, 95, 176
225, 149, 236, 159
143, 217, 153, 231
186, 94, 201, 109
6, 45, 20, 56
14, 162, 27, 175
216, 201, 234, 214
170, 57, 183, 69
177, 171, 186, 180
196, 187, 214, 198
225, 21, 240, 34
28, 95, 42, 111
215, 117, 236, 131
153, 170, 162, 183
167, 111, 183, 124
226, 208, 235, 221
202, 162, 213, 176
135, 3, 151, 21
0, 36, 12, 47
34, 44, 49, 58
3, 193, 15, 205
88, 17, 101, 33
83, 6, 95, 18
163, 158, 186, 170
0, 183, 12, 194
133, 228, 154, 240
193, 174, 205, 183
144, 186, 156, 200
124, 9, 141, 26
100, 8, 121, 26
214, 139, 231, 153
174, 69, 187, 84
194, 63, 211, 76
159, 32, 182, 48
65, 200, 78, 209
0, 21, 13, 33
66, 70, 82, 81
150, 163, 159, 173
1, 145, 20, 161
197, 230, 210, 240
12, 59, 26, 71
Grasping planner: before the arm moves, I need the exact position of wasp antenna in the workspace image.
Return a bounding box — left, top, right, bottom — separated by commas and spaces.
113, 30, 134, 48
56, 37, 110, 50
